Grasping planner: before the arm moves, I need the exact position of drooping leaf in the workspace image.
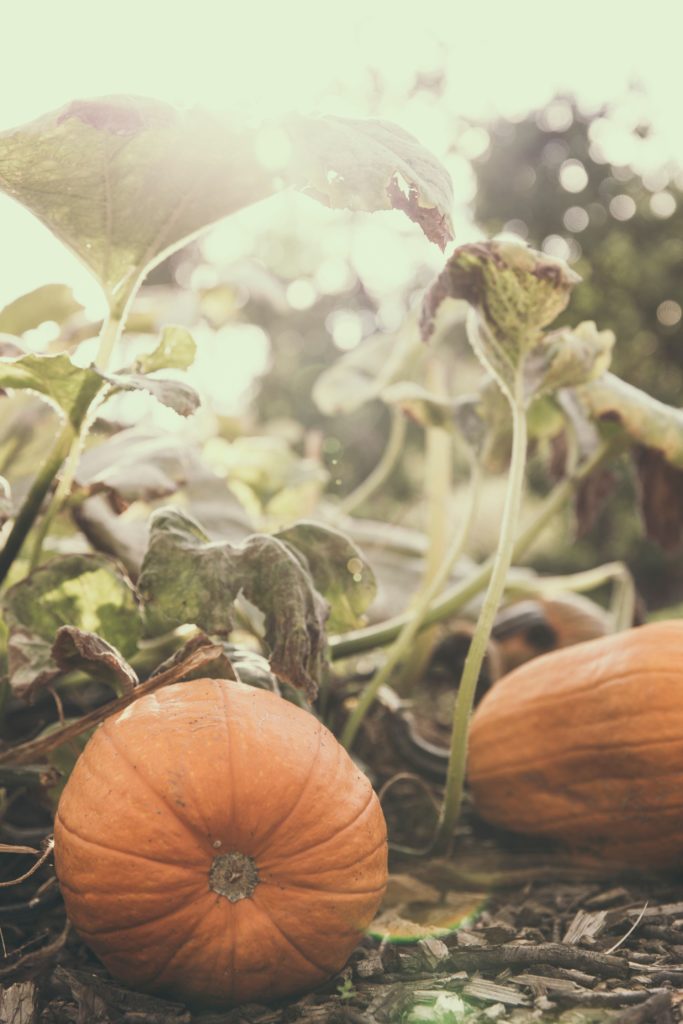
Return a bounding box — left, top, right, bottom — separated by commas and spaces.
134, 324, 197, 373
283, 114, 454, 249
138, 508, 328, 699
0, 97, 274, 306
0, 283, 83, 336
312, 319, 423, 415
2, 554, 140, 696
148, 632, 238, 684
107, 370, 200, 417
52, 626, 138, 694
274, 521, 376, 632
578, 372, 683, 469
421, 241, 580, 395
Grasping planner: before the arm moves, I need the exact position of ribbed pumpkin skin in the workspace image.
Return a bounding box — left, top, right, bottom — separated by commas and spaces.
54, 679, 388, 1007
468, 621, 683, 869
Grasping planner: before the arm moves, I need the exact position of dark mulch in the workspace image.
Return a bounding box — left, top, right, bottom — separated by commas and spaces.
1, 839, 682, 1024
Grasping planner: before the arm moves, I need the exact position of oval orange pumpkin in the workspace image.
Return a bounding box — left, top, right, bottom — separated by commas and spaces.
468, 621, 683, 869
54, 678, 388, 1007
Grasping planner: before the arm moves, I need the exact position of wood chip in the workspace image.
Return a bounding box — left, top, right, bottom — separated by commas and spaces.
463, 979, 530, 1006
562, 908, 608, 944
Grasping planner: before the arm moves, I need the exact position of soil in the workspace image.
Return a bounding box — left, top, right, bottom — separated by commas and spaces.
1, 820, 681, 1024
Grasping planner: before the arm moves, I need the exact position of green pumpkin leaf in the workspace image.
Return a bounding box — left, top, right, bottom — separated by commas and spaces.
2, 554, 140, 697
283, 113, 454, 249
0, 352, 106, 429
134, 324, 197, 374
138, 508, 329, 700
0, 97, 274, 307
274, 521, 376, 632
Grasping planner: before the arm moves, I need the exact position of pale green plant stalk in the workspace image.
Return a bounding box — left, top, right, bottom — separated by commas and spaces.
341, 458, 481, 750
434, 362, 528, 849
26, 311, 128, 572
1, 300, 133, 583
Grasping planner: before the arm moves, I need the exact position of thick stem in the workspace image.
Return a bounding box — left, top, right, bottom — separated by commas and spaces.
339, 407, 406, 515
329, 439, 614, 661
341, 460, 480, 750
0, 425, 74, 587
434, 367, 528, 849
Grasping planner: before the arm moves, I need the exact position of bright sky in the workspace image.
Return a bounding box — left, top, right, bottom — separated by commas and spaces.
2, 0, 683, 312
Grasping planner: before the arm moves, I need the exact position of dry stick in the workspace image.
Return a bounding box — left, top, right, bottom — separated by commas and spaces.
445, 942, 628, 979
0, 642, 224, 766
0, 838, 53, 887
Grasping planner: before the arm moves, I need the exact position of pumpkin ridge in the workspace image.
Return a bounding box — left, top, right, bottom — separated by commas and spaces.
55, 813, 206, 871
252, 724, 324, 857
137, 894, 216, 991
249, 897, 334, 977
100, 723, 207, 852
71, 897, 196, 939
259, 785, 377, 870
470, 732, 683, 779
216, 681, 238, 849
216, 681, 238, 1004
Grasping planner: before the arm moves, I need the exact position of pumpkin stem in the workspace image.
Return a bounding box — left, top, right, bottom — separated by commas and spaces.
209, 851, 259, 902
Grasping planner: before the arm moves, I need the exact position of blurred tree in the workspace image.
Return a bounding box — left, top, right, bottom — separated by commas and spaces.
470, 89, 683, 406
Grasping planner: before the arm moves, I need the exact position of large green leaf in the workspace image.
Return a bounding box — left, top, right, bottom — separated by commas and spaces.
2, 554, 140, 696
0, 97, 454, 310
138, 508, 329, 699
0, 97, 274, 307
274, 521, 376, 632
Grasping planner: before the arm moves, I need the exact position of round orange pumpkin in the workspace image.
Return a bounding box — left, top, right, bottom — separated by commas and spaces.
468, 620, 683, 869
54, 678, 388, 1007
